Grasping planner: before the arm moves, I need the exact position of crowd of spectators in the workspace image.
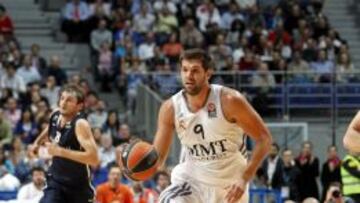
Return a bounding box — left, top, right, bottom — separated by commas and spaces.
58, 0, 357, 116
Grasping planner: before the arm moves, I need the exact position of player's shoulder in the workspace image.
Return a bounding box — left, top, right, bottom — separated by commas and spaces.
160, 98, 175, 113
75, 118, 90, 128
220, 86, 247, 105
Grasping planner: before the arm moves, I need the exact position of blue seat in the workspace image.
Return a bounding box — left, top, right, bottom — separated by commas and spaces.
0, 191, 17, 200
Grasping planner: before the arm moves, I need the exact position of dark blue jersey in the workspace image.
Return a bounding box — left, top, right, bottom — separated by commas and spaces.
47, 111, 90, 188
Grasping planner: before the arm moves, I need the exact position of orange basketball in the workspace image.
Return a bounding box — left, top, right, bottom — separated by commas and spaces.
121, 140, 159, 181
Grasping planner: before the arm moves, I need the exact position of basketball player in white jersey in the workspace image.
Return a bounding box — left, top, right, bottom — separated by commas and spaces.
344, 111, 360, 152
146, 49, 272, 203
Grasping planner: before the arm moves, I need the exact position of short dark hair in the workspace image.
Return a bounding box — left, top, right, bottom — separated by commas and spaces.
272, 142, 280, 151
179, 48, 214, 71
60, 84, 85, 104
31, 166, 45, 175
153, 170, 170, 183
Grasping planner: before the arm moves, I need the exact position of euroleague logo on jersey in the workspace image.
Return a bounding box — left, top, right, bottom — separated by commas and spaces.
207, 102, 217, 118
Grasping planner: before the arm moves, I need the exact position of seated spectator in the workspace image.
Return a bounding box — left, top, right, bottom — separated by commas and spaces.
16, 167, 45, 202
30, 44, 47, 75
0, 108, 12, 146
239, 49, 256, 71
0, 5, 13, 39
97, 42, 114, 92
208, 34, 232, 70
221, 2, 244, 30
3, 97, 21, 129
154, 7, 178, 45
14, 109, 38, 144
226, 19, 246, 48
102, 110, 120, 141
268, 20, 292, 46
61, 0, 91, 42
98, 135, 115, 169
132, 4, 155, 37
88, 100, 107, 129
131, 181, 156, 203
96, 165, 133, 203
310, 50, 335, 83
196, 1, 221, 32
153, 61, 178, 97
93, 127, 102, 145
313, 16, 329, 40
153, 171, 170, 197
336, 52, 355, 83
138, 32, 156, 64
116, 123, 131, 145
84, 91, 99, 113
288, 51, 312, 83
125, 60, 147, 113
179, 18, 204, 49
88, 5, 111, 32
40, 76, 60, 109
16, 54, 41, 86
46, 55, 68, 86
0, 148, 17, 188
162, 32, 183, 65
302, 38, 318, 62
0, 62, 26, 99
90, 19, 113, 54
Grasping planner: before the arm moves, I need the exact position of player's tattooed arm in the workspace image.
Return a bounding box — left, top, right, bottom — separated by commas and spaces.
344, 111, 360, 153
46, 119, 100, 166
153, 99, 175, 169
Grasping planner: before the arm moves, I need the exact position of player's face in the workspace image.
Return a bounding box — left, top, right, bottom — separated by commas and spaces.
180, 59, 210, 96
59, 91, 82, 116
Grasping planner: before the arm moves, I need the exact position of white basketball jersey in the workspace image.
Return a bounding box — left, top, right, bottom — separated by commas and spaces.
171, 84, 248, 187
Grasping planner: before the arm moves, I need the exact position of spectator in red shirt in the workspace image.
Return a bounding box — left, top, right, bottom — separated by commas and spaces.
96, 165, 133, 203
0, 5, 14, 39
268, 20, 292, 46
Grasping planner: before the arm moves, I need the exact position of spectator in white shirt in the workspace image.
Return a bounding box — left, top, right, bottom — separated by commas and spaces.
138, 32, 156, 62
17, 167, 45, 202
133, 4, 155, 34
40, 76, 60, 109
88, 100, 108, 129
16, 55, 41, 86
196, 1, 222, 31
98, 135, 116, 168
0, 62, 26, 99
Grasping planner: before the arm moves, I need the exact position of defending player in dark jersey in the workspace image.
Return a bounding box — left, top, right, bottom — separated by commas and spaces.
32, 85, 99, 203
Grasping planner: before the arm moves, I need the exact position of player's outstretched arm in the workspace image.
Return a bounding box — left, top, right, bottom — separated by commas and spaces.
153, 99, 175, 168
222, 88, 272, 203
343, 111, 360, 152
46, 119, 100, 166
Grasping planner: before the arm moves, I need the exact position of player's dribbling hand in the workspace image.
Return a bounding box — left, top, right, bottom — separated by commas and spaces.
225, 178, 247, 203
45, 142, 61, 157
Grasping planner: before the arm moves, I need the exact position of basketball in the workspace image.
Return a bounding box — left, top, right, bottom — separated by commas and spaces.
121, 140, 159, 181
